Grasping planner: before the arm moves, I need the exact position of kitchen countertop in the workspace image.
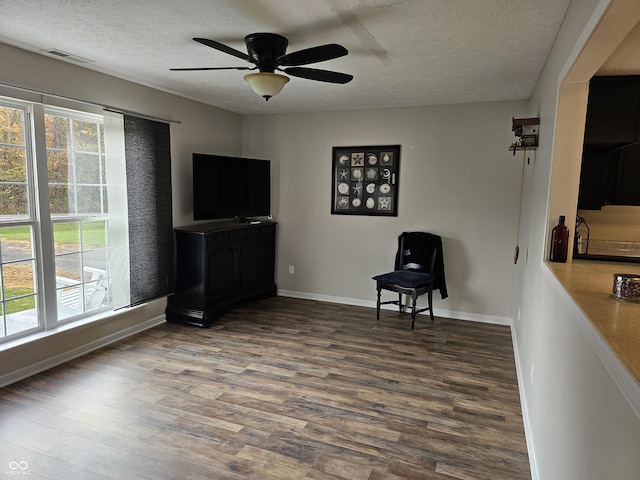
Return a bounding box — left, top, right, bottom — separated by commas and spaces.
547, 260, 640, 383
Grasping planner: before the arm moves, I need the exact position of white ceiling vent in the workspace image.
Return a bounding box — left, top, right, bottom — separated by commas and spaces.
42, 48, 94, 64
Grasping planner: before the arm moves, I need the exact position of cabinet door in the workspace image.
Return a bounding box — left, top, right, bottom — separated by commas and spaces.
207, 244, 238, 303
239, 236, 274, 292
584, 76, 640, 148
171, 232, 206, 309
578, 149, 609, 210
611, 143, 640, 206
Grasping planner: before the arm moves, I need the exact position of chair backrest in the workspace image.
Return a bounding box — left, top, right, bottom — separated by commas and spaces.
398, 234, 437, 274
395, 231, 448, 299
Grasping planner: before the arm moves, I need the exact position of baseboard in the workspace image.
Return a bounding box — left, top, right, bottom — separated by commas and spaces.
434, 308, 511, 326
0, 314, 166, 387
276, 289, 511, 326
510, 321, 540, 480
277, 289, 372, 308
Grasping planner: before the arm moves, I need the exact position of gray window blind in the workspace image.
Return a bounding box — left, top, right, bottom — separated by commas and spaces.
123, 115, 174, 306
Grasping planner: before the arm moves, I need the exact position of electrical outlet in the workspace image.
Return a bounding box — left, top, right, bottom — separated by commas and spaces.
529, 364, 535, 384
517, 308, 521, 322
288, 265, 294, 275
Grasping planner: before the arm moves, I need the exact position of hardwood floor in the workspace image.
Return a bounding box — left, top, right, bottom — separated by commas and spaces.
0, 297, 530, 479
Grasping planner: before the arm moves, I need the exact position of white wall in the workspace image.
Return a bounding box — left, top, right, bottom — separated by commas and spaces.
514, 0, 640, 478
0, 42, 242, 384
242, 101, 527, 323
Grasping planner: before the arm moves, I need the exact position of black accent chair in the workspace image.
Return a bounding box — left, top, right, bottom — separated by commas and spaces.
372, 232, 441, 329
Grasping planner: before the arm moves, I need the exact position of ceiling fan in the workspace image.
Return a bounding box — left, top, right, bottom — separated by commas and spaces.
171, 33, 353, 101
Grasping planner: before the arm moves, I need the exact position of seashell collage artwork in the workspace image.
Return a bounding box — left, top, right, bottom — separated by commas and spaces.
331, 145, 400, 216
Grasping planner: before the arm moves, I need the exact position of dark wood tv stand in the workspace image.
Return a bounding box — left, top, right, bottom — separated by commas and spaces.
165, 220, 277, 327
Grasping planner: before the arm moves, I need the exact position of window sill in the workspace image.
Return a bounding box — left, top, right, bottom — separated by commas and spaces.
0, 303, 147, 354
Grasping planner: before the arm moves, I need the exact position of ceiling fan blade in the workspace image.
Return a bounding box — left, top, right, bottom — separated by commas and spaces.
170, 67, 254, 71
284, 67, 353, 84
278, 44, 348, 66
193, 37, 253, 63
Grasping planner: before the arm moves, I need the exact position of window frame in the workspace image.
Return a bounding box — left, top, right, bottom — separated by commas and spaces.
0, 100, 44, 338
0, 97, 125, 343
45, 106, 112, 324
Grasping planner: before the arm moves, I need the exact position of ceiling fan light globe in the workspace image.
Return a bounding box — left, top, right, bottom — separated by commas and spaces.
244, 72, 289, 100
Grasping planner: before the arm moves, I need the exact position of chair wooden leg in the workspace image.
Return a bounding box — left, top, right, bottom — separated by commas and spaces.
376, 286, 381, 319
428, 286, 434, 321
411, 292, 417, 329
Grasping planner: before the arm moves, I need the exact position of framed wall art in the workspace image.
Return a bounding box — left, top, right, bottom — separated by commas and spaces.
331, 145, 400, 216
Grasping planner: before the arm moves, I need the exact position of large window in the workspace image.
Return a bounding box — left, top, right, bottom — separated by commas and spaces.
0, 99, 129, 342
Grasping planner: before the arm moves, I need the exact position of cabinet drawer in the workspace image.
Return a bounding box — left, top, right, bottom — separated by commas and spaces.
251, 225, 275, 237
229, 228, 251, 240
206, 231, 229, 246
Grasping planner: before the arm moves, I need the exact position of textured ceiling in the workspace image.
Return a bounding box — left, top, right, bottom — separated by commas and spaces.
0, 0, 573, 115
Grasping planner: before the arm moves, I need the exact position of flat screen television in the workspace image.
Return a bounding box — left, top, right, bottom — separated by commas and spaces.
193, 153, 271, 221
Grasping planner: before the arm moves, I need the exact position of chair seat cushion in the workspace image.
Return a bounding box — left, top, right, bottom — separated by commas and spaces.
372, 270, 434, 288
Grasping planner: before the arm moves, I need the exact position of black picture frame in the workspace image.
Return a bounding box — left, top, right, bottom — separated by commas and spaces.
331, 145, 400, 216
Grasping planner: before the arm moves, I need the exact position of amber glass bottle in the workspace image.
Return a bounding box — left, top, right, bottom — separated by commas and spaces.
550, 215, 570, 262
